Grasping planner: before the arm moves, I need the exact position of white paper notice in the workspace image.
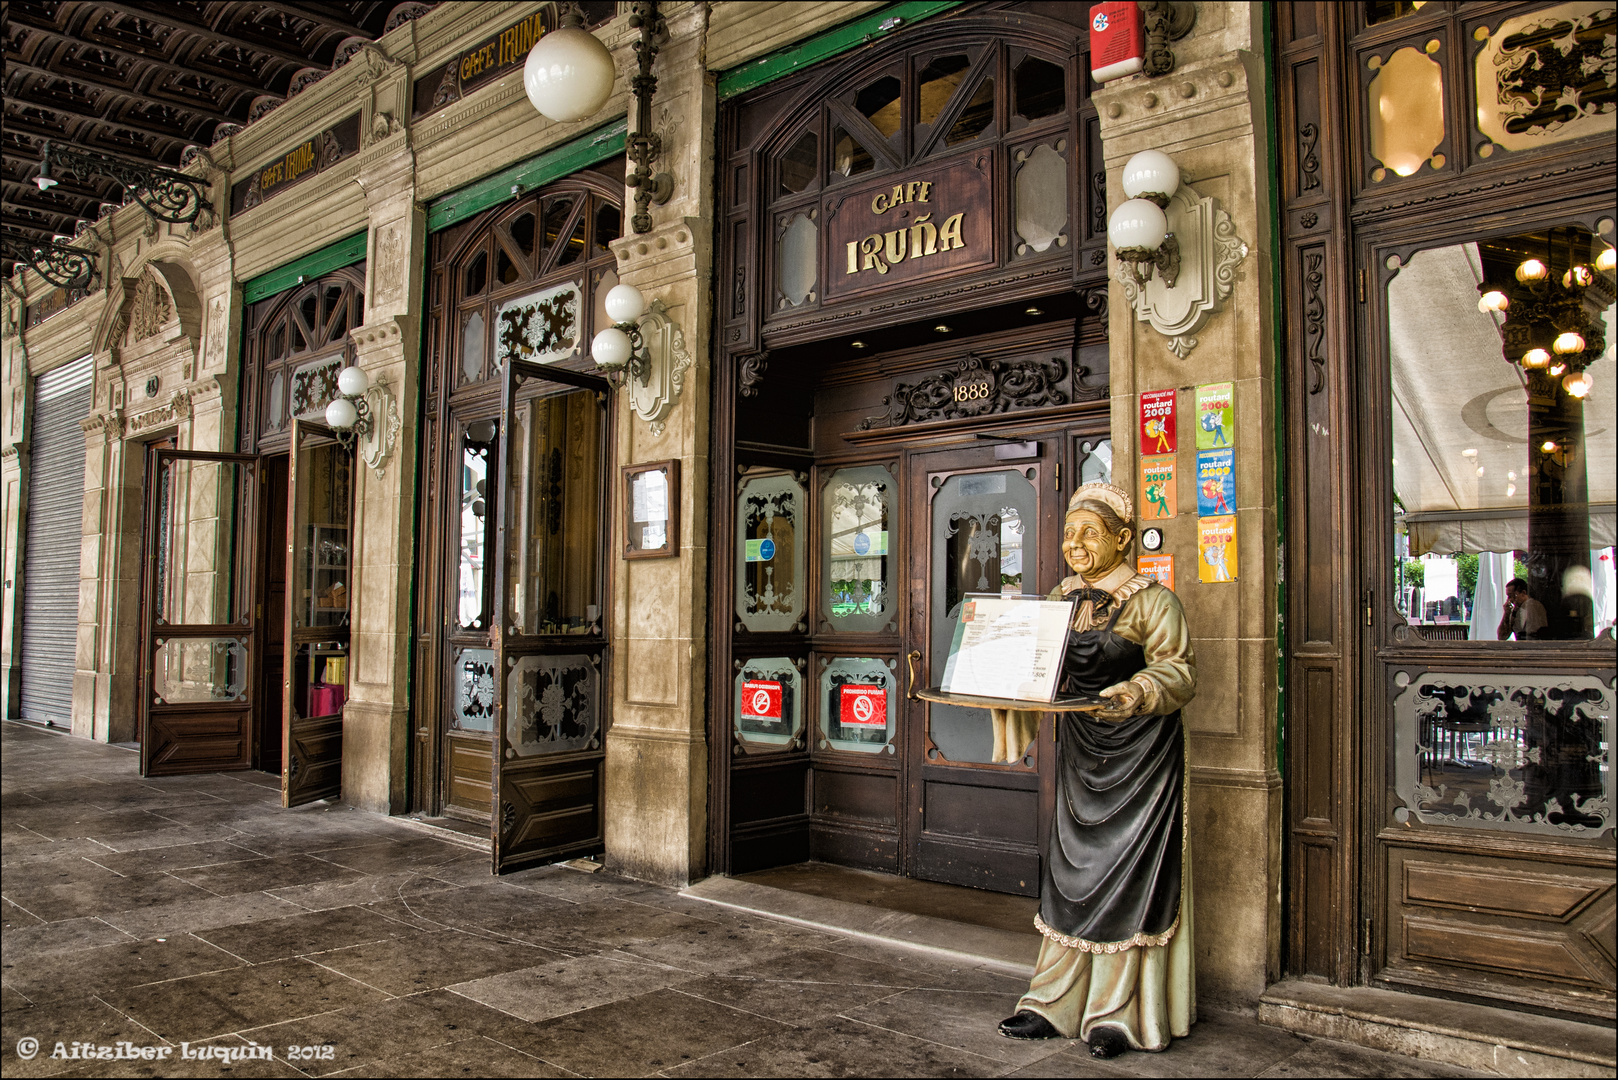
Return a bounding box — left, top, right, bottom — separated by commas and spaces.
632, 469, 668, 524
939, 596, 1074, 703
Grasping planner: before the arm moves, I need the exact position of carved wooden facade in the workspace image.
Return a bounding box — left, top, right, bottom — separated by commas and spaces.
1278, 0, 1615, 1018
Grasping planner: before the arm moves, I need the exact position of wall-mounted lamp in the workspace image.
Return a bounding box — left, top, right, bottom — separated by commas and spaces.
522, 2, 672, 235
324, 365, 401, 473
1108, 149, 1181, 287
590, 282, 692, 435
35, 141, 212, 229
1, 228, 97, 290
1109, 149, 1249, 358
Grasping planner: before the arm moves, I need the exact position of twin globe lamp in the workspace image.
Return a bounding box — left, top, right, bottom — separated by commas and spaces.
1107, 150, 1183, 287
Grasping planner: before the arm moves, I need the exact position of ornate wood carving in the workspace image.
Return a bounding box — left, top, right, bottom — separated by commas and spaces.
1303, 248, 1326, 395
737, 351, 769, 398
857, 353, 1068, 430
1299, 122, 1321, 190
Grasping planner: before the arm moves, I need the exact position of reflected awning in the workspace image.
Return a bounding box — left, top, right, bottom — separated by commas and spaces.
1404, 504, 1618, 555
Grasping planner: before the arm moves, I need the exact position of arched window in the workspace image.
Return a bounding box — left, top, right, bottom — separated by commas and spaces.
243, 269, 365, 451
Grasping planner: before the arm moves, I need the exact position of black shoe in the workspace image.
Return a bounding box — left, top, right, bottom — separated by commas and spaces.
1088, 1028, 1130, 1058
998, 1010, 1060, 1040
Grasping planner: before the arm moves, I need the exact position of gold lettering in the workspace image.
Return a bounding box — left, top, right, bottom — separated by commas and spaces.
871, 191, 889, 215
938, 211, 965, 251
909, 213, 936, 258
860, 235, 888, 275
918, 182, 932, 202
846, 240, 860, 275
906, 180, 921, 203
883, 227, 907, 265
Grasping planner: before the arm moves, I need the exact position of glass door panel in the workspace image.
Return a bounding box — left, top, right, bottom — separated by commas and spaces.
282, 420, 351, 806
141, 451, 258, 776
491, 359, 611, 872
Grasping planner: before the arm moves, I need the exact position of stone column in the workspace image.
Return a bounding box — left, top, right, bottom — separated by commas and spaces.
343, 145, 422, 815
602, 1, 716, 886
0, 298, 29, 718
1093, 2, 1283, 1003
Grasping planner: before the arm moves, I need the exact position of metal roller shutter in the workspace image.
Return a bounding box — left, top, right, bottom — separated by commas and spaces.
20, 355, 93, 728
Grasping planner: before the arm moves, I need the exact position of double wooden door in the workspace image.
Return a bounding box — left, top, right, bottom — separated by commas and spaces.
139, 422, 350, 807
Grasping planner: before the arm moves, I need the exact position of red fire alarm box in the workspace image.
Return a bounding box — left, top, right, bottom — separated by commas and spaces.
1091, 1, 1146, 83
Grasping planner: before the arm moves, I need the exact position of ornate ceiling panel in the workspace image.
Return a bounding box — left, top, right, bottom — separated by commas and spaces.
3, 0, 436, 275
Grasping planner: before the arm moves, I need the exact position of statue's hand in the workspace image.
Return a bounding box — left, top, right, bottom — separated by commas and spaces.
1097, 680, 1146, 719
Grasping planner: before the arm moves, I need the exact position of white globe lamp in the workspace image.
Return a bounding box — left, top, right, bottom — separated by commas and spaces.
337, 365, 370, 397
523, 17, 615, 123
591, 326, 633, 370
325, 396, 358, 430
1121, 150, 1180, 203
1108, 198, 1169, 253
603, 283, 647, 324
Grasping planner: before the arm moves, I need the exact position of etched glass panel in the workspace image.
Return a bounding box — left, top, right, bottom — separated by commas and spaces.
918, 55, 971, 127
1393, 670, 1613, 837
1476, 4, 1617, 153
1014, 56, 1066, 120
778, 131, 818, 197
1079, 438, 1114, 485
820, 656, 897, 754
452, 647, 496, 731
1368, 45, 1445, 178
736, 473, 807, 633
267, 370, 285, 431
290, 354, 342, 420
506, 385, 602, 636
946, 77, 996, 146
1014, 142, 1068, 254
496, 281, 582, 366
734, 656, 803, 749
1387, 229, 1615, 642
822, 466, 892, 633
151, 637, 247, 703
458, 420, 496, 631
832, 126, 875, 179
928, 468, 1037, 764
506, 653, 600, 755
461, 310, 486, 384
778, 211, 817, 308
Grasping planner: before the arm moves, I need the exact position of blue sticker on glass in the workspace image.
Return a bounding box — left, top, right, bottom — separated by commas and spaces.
853, 532, 870, 555
758, 537, 776, 561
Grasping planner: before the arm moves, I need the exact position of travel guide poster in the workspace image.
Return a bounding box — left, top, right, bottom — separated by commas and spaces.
1139, 388, 1176, 454
1196, 448, 1235, 517
1198, 515, 1238, 583
1141, 455, 1177, 519
1195, 382, 1233, 449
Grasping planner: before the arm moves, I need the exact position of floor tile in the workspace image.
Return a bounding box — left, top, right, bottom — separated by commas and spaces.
308, 928, 562, 996
101, 957, 392, 1043
97, 892, 305, 939
1251, 1039, 1484, 1078
501, 987, 793, 1077
663, 1012, 1004, 1078
83, 841, 265, 877
448, 950, 696, 1023
193, 905, 417, 964
268, 870, 464, 912
168, 853, 364, 896
3, 933, 246, 1004
0, 917, 136, 963
0, 994, 164, 1078
1, 870, 215, 924
325, 1035, 574, 1077
842, 986, 1069, 1067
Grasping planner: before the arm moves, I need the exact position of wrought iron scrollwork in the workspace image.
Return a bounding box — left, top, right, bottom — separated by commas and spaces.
37, 141, 212, 228
1, 229, 98, 290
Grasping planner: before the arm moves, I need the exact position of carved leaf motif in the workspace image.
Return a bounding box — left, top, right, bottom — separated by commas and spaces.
857, 353, 1068, 430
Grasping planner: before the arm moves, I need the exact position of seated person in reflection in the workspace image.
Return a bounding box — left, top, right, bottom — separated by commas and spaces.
996, 481, 1196, 1059
1497, 578, 1547, 640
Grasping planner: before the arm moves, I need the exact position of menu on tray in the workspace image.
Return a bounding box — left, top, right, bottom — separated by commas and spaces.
939, 595, 1075, 704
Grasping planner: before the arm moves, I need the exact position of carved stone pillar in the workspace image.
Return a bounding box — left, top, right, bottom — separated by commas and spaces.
601, 1, 717, 887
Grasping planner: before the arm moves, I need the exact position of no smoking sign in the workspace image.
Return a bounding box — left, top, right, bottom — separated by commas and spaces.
741, 679, 782, 721
840, 684, 887, 727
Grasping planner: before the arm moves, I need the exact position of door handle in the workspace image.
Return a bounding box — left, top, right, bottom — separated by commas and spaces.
906, 650, 922, 701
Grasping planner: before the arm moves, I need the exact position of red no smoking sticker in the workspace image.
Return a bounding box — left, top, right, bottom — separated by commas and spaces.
741, 679, 782, 720
840, 685, 887, 727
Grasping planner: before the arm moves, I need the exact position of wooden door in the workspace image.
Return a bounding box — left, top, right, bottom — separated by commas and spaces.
489, 359, 612, 872
140, 449, 259, 776
904, 440, 1061, 895
280, 420, 351, 806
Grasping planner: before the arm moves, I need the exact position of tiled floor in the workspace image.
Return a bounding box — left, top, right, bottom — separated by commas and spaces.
1, 720, 1483, 1078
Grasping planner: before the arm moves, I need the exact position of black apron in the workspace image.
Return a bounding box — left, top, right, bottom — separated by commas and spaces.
1041, 592, 1184, 945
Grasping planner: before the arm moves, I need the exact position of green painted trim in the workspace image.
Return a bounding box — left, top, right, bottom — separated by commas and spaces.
426, 119, 628, 233
242, 230, 368, 305
1260, 3, 1288, 780
716, 1, 964, 101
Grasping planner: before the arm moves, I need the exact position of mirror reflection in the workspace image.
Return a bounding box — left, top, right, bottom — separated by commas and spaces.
1389, 226, 1616, 641
458, 420, 496, 630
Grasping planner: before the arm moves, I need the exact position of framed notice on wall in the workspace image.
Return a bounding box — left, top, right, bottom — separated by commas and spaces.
623, 459, 680, 559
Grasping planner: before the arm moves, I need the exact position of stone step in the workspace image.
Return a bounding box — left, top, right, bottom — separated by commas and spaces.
1260, 978, 1616, 1078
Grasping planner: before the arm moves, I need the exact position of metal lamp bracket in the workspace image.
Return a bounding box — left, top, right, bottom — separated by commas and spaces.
626, 298, 691, 436
1115, 183, 1248, 358
355, 377, 401, 474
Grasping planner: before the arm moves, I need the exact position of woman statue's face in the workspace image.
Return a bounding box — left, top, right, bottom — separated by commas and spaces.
1062, 508, 1132, 580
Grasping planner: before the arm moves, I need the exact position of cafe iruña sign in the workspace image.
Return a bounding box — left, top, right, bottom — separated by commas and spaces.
822, 153, 994, 302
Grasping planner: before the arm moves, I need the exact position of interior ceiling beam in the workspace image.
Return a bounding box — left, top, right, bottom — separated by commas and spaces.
250, 1, 382, 38
90, 2, 331, 69
5, 60, 240, 126
3, 104, 201, 154
11, 23, 288, 102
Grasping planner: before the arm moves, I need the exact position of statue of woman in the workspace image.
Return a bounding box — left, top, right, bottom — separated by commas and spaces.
996, 481, 1197, 1059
